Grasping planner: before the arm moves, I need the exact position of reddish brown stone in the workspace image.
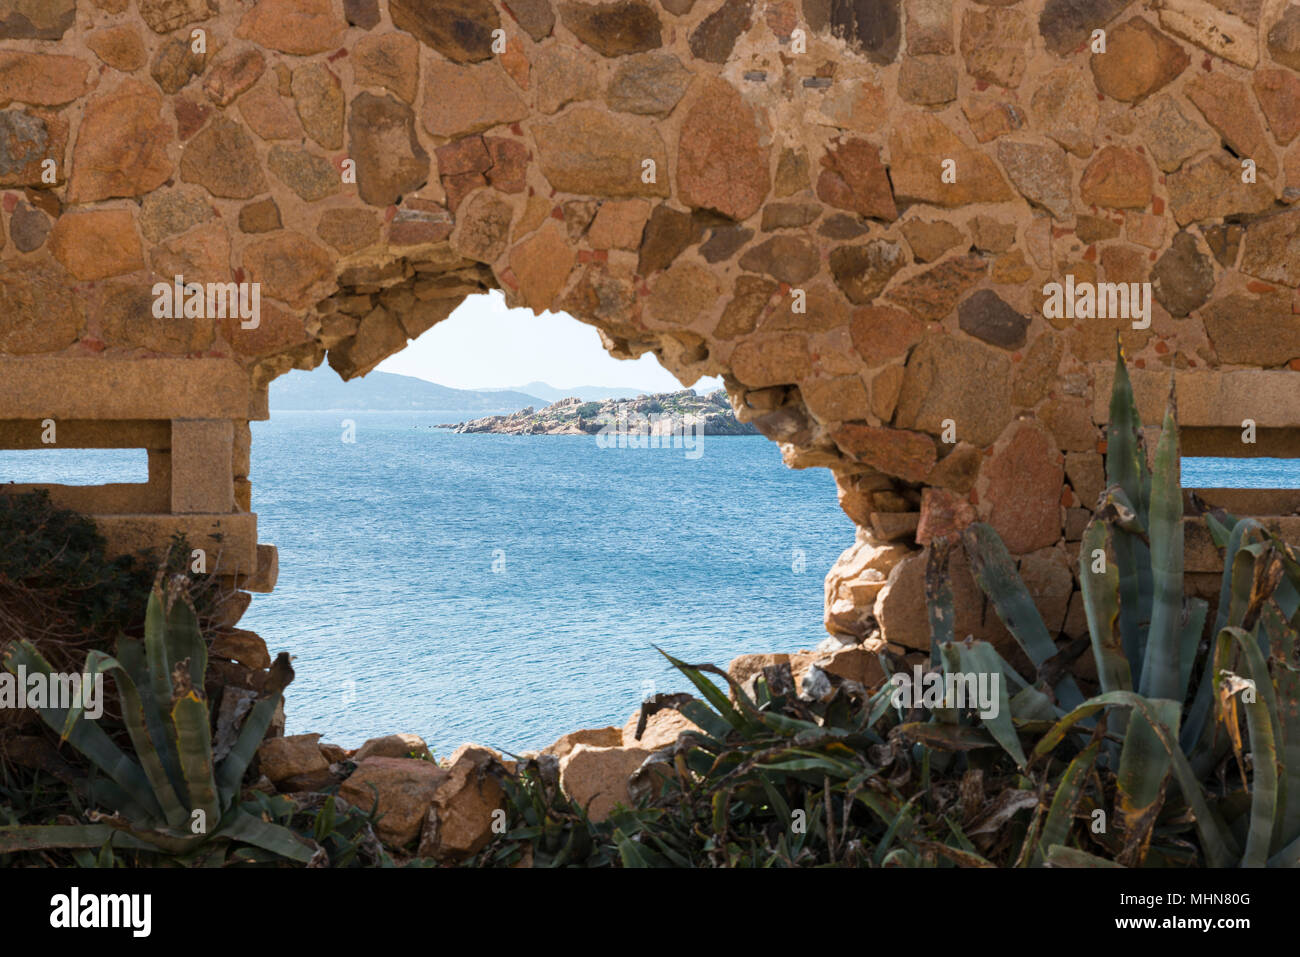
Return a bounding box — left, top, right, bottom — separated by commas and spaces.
979, 420, 1063, 555
1079, 146, 1152, 209
884, 253, 987, 322
560, 0, 662, 57
49, 209, 144, 281
1186, 72, 1278, 178
1253, 68, 1300, 147
242, 231, 335, 308
1089, 18, 1188, 104
815, 138, 898, 221
68, 80, 173, 204
236, 0, 344, 56
850, 304, 924, 365
0, 52, 89, 106
830, 424, 937, 483
916, 487, 976, 545
349, 92, 429, 207
677, 78, 769, 221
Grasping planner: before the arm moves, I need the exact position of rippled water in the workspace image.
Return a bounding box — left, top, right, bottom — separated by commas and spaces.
3, 428, 1296, 756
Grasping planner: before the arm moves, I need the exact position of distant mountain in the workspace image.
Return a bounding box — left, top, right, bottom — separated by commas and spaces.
484, 381, 650, 403
270, 369, 548, 412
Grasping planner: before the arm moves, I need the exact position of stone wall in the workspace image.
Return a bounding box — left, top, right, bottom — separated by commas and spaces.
1, 0, 1299, 660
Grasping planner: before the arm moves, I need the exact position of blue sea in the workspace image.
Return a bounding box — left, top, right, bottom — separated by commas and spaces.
2, 425, 1296, 756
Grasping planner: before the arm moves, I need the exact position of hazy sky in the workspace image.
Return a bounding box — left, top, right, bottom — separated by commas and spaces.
377, 291, 724, 393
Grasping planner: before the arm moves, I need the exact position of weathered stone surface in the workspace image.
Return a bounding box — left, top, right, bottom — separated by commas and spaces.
1039, 0, 1136, 56
236, 0, 343, 55
739, 235, 818, 283
714, 275, 775, 338
0, 263, 82, 354
1079, 146, 1152, 209
0, 0, 75, 39
88, 26, 148, 72
979, 420, 1064, 553
813, 0, 902, 65
1270, 4, 1300, 70
350, 92, 429, 207
916, 486, 976, 545
560, 0, 662, 57
1202, 293, 1300, 366
1141, 94, 1218, 173
504, 0, 556, 40
181, 115, 267, 201
1253, 69, 1300, 146
960, 6, 1031, 88
676, 79, 768, 221
242, 231, 334, 308
996, 138, 1072, 219
559, 744, 651, 821
605, 52, 691, 115
257, 734, 331, 791
874, 548, 985, 650
420, 744, 508, 861
831, 424, 936, 481
239, 198, 282, 233
889, 113, 1014, 206
354, 732, 430, 762
8, 202, 48, 252
885, 253, 987, 321
151, 33, 209, 95
900, 219, 963, 262
318, 207, 381, 253
138, 0, 209, 33
647, 260, 719, 326
1158, 0, 1258, 68
1186, 72, 1277, 178
586, 198, 649, 250
352, 32, 420, 104
816, 138, 898, 220
340, 756, 448, 847
267, 145, 339, 202
1030, 68, 1098, 157
0, 109, 65, 187
1089, 17, 1188, 103
730, 332, 812, 385
0, 52, 88, 107
907, 0, 953, 55
850, 303, 923, 364
689, 0, 753, 63
139, 187, 212, 244
511, 221, 576, 312
829, 240, 905, 305
533, 45, 598, 114
1167, 153, 1275, 224
957, 289, 1029, 350
622, 707, 700, 750
1239, 209, 1300, 286
1150, 231, 1214, 316
290, 62, 343, 151
894, 332, 1013, 446
49, 210, 144, 281
238, 80, 301, 141
345, 0, 381, 29
801, 374, 870, 422
423, 60, 528, 139
534, 107, 667, 197
205, 49, 265, 107
637, 204, 698, 273
898, 55, 957, 105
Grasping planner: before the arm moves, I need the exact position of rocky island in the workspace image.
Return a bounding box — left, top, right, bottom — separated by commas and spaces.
440, 390, 759, 435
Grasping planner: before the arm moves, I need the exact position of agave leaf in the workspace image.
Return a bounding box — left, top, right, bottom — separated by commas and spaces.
1035, 689, 1240, 867
1080, 519, 1132, 696
221, 809, 317, 864
0, 824, 121, 853
1044, 844, 1125, 868
961, 523, 1084, 710
115, 636, 187, 819
171, 691, 221, 827
214, 695, 281, 807
899, 722, 998, 751
655, 647, 756, 733
1214, 626, 1281, 865
1139, 387, 1184, 703
2, 642, 160, 821
949, 640, 1025, 766
67, 649, 188, 830
1116, 699, 1181, 863
1176, 599, 1209, 704
1036, 738, 1102, 866
1261, 604, 1300, 849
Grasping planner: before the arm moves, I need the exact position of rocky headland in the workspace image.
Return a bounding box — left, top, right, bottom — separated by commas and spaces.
440, 389, 759, 435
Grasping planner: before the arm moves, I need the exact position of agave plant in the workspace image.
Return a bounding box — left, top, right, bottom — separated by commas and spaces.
0, 575, 317, 866
915, 345, 1300, 867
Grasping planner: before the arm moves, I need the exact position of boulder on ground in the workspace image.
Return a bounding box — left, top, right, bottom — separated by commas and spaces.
353, 732, 430, 762
558, 744, 651, 821
419, 743, 508, 861
256, 733, 332, 792
338, 756, 447, 848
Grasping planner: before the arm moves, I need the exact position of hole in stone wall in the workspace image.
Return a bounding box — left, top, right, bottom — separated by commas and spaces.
243, 293, 853, 755
0, 447, 148, 487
